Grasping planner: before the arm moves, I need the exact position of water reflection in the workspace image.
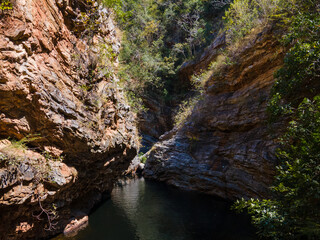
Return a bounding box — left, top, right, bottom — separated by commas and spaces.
53, 178, 256, 240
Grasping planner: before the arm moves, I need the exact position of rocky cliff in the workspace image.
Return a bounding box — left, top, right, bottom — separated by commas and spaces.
0, 0, 138, 239
144, 27, 285, 200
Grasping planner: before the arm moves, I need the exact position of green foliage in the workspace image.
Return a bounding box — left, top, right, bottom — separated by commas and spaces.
176, 49, 238, 127
224, 0, 259, 42
174, 94, 202, 127
223, 0, 315, 43
97, 42, 118, 78
80, 84, 92, 92
138, 152, 147, 164
0, 0, 12, 12
234, 2, 320, 239
72, 0, 122, 97
267, 93, 293, 122
234, 97, 320, 239
233, 198, 284, 239
103, 0, 130, 22
268, 8, 320, 119
106, 0, 226, 111
74, 0, 103, 39
1, 135, 63, 183
10, 134, 41, 152
124, 90, 148, 114
43, 151, 64, 163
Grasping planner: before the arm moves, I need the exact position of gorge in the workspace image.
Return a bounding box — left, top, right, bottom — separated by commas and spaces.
0, 0, 319, 239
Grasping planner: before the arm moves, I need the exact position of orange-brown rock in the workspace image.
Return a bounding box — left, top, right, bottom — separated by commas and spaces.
63, 215, 89, 237
144, 27, 285, 200
0, 0, 138, 239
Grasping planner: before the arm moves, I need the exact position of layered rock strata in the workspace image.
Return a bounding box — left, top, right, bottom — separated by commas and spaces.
144, 27, 285, 200
0, 0, 138, 239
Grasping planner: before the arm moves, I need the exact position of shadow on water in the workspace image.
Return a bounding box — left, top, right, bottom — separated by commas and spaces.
53, 178, 256, 240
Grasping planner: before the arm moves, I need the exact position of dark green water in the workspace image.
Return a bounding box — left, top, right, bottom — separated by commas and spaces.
54, 178, 256, 240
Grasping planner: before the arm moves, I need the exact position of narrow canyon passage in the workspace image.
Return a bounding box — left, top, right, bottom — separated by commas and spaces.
2, 0, 318, 239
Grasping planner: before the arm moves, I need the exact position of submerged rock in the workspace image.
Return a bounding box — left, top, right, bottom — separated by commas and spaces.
63, 215, 89, 237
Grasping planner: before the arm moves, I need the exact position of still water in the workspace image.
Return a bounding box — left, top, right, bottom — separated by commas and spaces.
54, 178, 256, 240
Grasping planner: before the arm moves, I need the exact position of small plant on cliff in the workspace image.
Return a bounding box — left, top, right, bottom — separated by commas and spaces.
10, 134, 41, 151
174, 95, 201, 127
97, 42, 118, 79
2, 135, 42, 166
74, 0, 102, 39
33, 196, 58, 231
0, 0, 12, 13
138, 152, 147, 164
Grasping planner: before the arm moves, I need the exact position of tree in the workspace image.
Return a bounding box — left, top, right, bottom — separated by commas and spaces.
233, 2, 320, 238
234, 97, 320, 239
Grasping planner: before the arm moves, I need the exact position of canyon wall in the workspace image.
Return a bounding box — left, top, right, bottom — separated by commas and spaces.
144, 27, 285, 200
0, 0, 138, 239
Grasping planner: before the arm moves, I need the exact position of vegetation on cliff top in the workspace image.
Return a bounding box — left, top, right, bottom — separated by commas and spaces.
231, 0, 320, 239
103, 0, 226, 111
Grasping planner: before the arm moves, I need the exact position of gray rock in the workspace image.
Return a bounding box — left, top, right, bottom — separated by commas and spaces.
144, 30, 284, 200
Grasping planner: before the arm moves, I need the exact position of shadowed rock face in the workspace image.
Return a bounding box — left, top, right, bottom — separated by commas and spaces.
0, 0, 138, 239
144, 28, 285, 200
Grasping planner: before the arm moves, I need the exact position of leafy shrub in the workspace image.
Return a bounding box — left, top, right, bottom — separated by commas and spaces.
73, 0, 103, 39
224, 0, 259, 42
223, 0, 311, 43
268, 10, 320, 118
174, 95, 202, 127
97, 42, 118, 78
234, 97, 320, 239
0, 0, 12, 12
138, 152, 147, 164
234, 2, 320, 239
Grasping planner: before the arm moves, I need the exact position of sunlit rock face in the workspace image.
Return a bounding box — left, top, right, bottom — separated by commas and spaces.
0, 0, 138, 239
144, 27, 285, 200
